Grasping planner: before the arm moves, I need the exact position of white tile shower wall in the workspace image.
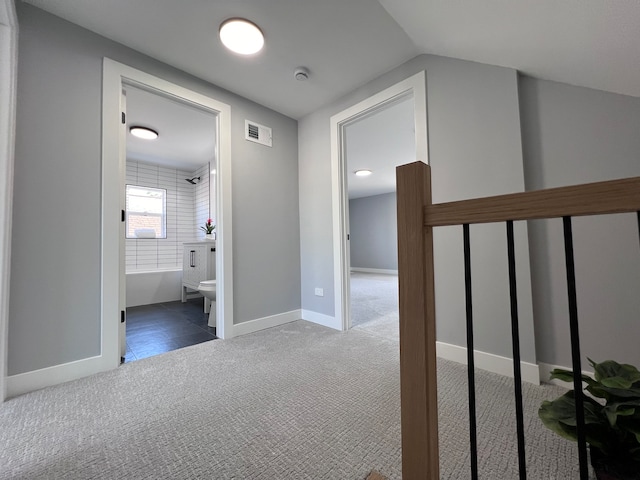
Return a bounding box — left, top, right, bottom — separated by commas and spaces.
125, 160, 198, 272
194, 163, 211, 240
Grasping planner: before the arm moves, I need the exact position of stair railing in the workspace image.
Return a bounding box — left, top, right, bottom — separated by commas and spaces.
396, 161, 640, 479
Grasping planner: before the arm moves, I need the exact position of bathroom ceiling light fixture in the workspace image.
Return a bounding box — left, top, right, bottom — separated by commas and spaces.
130, 126, 158, 140
219, 18, 264, 55
354, 169, 373, 177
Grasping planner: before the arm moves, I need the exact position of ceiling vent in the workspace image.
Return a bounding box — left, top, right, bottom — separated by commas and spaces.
245, 120, 272, 147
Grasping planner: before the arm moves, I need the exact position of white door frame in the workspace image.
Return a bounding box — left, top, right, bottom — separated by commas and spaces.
0, 0, 18, 402
102, 59, 235, 368
330, 71, 428, 331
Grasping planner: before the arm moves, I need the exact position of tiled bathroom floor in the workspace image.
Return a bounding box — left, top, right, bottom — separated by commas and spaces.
124, 298, 217, 363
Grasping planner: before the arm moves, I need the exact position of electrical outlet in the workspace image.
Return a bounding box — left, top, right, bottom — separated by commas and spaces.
314, 288, 324, 297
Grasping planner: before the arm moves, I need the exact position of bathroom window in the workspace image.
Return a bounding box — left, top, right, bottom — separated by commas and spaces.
125, 185, 167, 239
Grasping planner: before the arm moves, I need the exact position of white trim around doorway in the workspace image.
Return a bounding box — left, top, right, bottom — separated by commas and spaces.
102, 59, 235, 364
0, 0, 18, 402
329, 71, 428, 332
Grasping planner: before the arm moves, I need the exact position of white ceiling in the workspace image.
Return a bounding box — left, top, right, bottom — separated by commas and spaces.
21, 0, 640, 196
346, 96, 414, 199
124, 84, 415, 198
380, 0, 640, 100
22, 0, 418, 120
22, 0, 640, 121
125, 85, 217, 171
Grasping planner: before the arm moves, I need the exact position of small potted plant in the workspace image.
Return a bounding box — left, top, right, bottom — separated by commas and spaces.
200, 218, 215, 238
539, 359, 640, 479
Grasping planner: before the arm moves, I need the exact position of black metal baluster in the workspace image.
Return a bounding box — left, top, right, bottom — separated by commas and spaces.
637, 212, 640, 248
463, 223, 479, 480
506, 220, 527, 479
562, 216, 589, 480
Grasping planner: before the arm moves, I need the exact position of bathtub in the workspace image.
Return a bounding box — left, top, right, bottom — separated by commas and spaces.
126, 268, 190, 307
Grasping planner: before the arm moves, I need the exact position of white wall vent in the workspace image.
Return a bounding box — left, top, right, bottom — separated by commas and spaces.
245, 120, 272, 147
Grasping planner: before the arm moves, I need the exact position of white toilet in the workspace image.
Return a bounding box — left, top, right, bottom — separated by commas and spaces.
197, 280, 216, 327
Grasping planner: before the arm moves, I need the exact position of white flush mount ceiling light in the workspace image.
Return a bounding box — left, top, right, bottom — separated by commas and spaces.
354, 169, 372, 177
219, 18, 264, 55
130, 126, 158, 140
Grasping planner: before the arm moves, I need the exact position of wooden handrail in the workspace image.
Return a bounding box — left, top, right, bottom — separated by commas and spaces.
396, 162, 440, 479
396, 162, 640, 479
425, 176, 640, 227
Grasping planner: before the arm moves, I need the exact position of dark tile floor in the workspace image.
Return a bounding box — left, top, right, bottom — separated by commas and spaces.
124, 298, 217, 363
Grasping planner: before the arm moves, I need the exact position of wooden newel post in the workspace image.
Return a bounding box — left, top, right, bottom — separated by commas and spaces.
396, 161, 439, 479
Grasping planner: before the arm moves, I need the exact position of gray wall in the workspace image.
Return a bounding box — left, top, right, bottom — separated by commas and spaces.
519, 76, 640, 368
349, 193, 398, 271
9, 4, 300, 375
299, 54, 536, 363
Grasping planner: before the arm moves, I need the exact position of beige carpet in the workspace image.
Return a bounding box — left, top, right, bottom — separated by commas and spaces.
350, 272, 399, 342
1, 320, 591, 479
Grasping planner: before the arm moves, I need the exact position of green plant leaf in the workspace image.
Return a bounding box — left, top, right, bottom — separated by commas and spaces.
539, 391, 604, 426
583, 396, 607, 425
593, 360, 640, 389
549, 369, 594, 386
539, 394, 611, 452
603, 403, 637, 427
585, 382, 609, 399
548, 367, 610, 399
616, 408, 640, 436
631, 427, 640, 444
549, 369, 576, 383
542, 359, 640, 461
539, 399, 579, 442
594, 384, 640, 400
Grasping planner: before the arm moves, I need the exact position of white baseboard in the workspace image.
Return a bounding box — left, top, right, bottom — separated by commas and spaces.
301, 310, 341, 330
436, 341, 540, 385
538, 362, 594, 387
8, 309, 303, 397
350, 267, 398, 275
7, 354, 117, 398
232, 309, 301, 337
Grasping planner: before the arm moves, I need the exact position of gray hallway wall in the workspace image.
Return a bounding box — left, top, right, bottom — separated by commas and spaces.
299, 54, 537, 363
9, 4, 300, 376
349, 193, 398, 271
519, 76, 640, 368
300, 55, 640, 371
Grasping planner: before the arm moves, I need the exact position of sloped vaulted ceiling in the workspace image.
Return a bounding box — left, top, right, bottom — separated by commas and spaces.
380, 0, 640, 99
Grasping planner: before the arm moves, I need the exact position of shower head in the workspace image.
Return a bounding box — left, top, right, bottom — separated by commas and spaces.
185, 177, 201, 185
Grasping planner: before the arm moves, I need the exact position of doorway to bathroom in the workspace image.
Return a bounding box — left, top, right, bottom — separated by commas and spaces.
102, 59, 234, 370
122, 84, 218, 362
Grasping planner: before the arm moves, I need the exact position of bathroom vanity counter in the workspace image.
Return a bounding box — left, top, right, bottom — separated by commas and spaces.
182, 241, 216, 302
